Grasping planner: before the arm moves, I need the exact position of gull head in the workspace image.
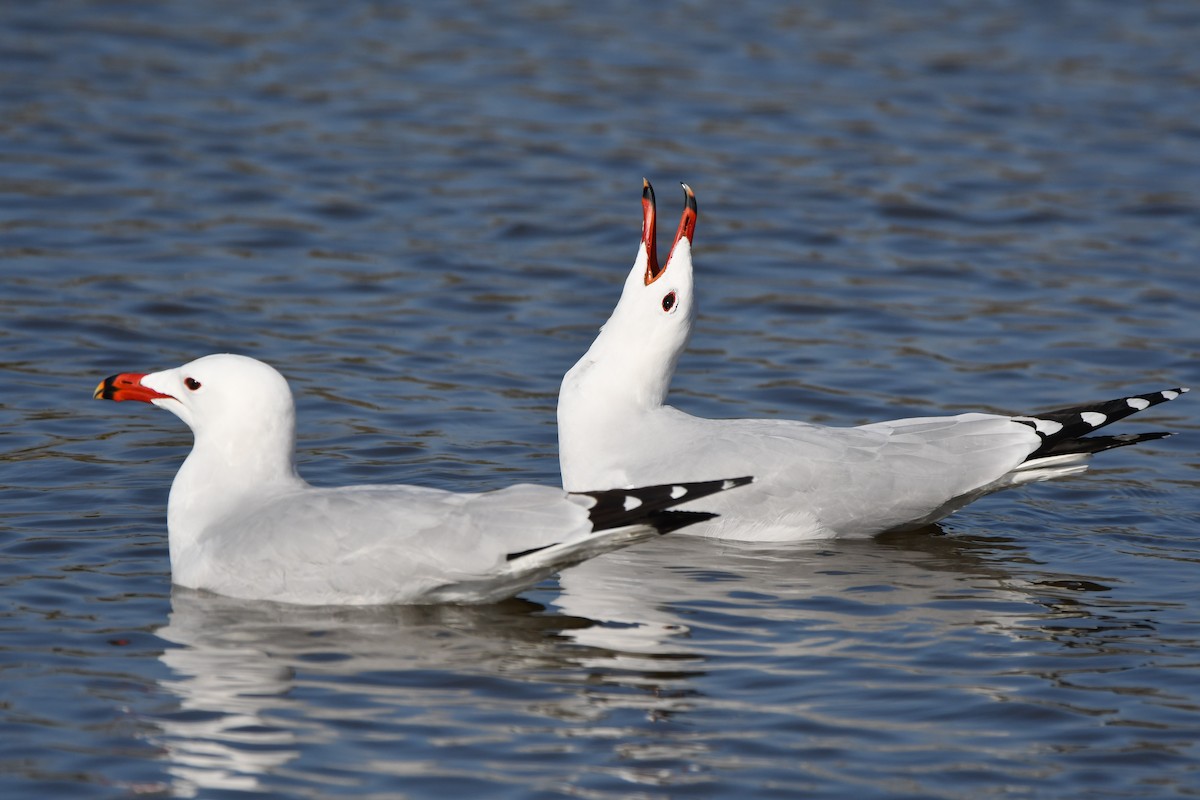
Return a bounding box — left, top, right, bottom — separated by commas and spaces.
94, 353, 296, 444
572, 180, 699, 406
628, 179, 697, 333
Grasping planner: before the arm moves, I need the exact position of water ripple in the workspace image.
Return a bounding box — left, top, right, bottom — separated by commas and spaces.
1, 1, 1198, 797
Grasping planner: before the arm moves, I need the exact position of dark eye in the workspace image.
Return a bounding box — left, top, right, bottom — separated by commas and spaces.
662, 291, 677, 312
184, 377, 201, 391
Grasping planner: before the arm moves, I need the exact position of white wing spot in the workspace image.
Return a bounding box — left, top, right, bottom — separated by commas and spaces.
1008, 417, 1065, 434
721, 479, 736, 490
623, 495, 643, 511
1015, 416, 1065, 436
670, 485, 688, 499
1162, 390, 1179, 401
1080, 411, 1107, 428
1038, 419, 1064, 435
1126, 397, 1150, 410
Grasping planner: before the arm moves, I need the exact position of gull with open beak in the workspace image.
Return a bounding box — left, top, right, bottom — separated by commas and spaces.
557, 180, 1187, 541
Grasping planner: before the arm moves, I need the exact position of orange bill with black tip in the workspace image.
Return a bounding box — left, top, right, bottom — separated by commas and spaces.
93, 373, 173, 403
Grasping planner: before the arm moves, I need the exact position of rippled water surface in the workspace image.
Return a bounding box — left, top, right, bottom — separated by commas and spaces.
3, 2, 1199, 797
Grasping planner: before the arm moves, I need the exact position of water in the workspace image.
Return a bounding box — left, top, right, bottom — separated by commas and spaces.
2, 1, 1198, 797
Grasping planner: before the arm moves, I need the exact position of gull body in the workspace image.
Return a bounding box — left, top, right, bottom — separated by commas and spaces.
558, 181, 1186, 541
96, 354, 748, 604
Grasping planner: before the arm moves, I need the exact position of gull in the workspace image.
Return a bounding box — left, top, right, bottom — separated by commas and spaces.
557, 180, 1186, 541
94, 353, 750, 604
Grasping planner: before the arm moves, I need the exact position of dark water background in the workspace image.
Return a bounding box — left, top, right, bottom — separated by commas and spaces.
2, 1, 1199, 797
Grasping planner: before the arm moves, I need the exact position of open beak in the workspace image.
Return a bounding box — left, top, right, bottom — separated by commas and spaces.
641, 178, 661, 285
642, 180, 697, 286
93, 373, 173, 403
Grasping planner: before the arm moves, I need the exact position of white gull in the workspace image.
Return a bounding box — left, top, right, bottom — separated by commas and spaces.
95, 353, 750, 604
557, 180, 1187, 541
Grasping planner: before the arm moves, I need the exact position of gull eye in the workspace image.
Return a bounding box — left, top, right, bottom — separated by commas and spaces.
662, 291, 677, 313
184, 377, 202, 391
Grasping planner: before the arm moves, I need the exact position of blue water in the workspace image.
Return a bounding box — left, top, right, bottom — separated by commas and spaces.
2, 1, 1198, 797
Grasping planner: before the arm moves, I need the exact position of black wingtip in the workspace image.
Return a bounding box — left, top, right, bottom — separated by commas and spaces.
1018, 386, 1187, 461
645, 510, 718, 535
1036, 430, 1174, 458
579, 476, 752, 533
643, 178, 654, 202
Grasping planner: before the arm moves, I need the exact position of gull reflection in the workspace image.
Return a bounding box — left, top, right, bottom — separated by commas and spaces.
151, 588, 674, 795
149, 525, 1154, 796
550, 524, 1113, 658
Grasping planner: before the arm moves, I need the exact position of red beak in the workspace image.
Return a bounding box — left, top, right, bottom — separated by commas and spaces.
93, 373, 173, 403
643, 180, 697, 286
642, 178, 661, 285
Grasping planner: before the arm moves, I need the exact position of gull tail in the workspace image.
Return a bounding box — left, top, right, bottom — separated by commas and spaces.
896, 388, 1187, 531
495, 477, 752, 593
1009, 387, 1187, 480
578, 475, 754, 533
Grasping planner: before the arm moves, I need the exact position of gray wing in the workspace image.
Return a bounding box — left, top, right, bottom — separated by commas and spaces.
189, 483, 595, 604
625, 409, 1041, 537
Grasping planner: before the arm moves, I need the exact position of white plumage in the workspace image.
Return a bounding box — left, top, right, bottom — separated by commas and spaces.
95, 353, 748, 604
558, 181, 1186, 541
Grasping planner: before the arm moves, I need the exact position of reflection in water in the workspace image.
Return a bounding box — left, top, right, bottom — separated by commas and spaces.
153, 589, 684, 795
150, 527, 1183, 796
550, 527, 1193, 792
553, 526, 1017, 652
553, 524, 1166, 670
